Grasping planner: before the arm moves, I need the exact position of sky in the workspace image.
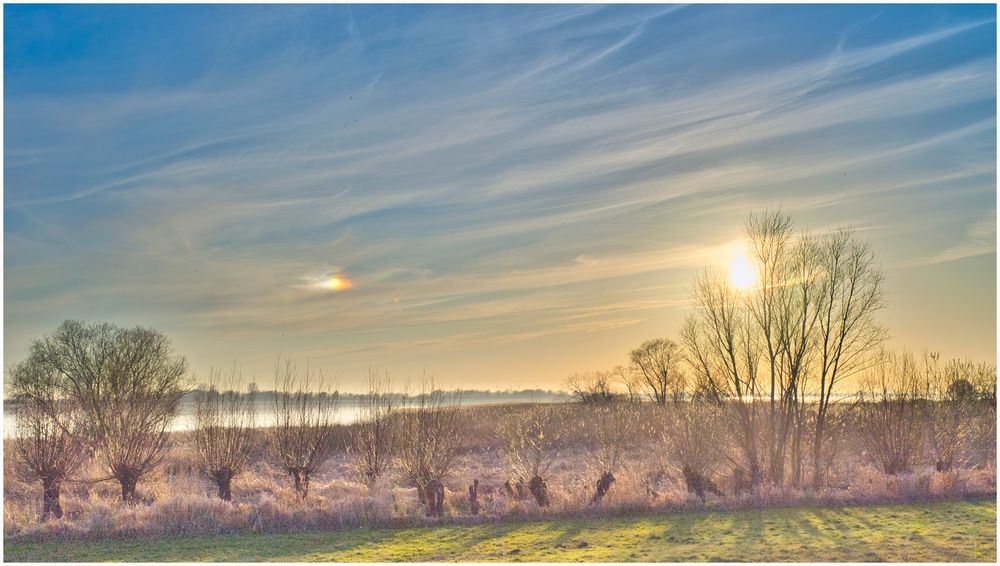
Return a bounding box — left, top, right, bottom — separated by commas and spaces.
3, 4, 997, 392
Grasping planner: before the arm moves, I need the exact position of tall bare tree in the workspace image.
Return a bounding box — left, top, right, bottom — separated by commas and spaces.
20, 320, 187, 504
267, 360, 339, 499
193, 367, 260, 501
396, 383, 464, 517
349, 369, 397, 490
811, 229, 885, 487
629, 338, 687, 405
683, 210, 885, 490
682, 270, 766, 489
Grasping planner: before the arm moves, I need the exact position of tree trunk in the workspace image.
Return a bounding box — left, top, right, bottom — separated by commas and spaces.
41, 479, 63, 521
119, 474, 138, 505
291, 469, 309, 499
529, 475, 549, 507
811, 430, 825, 489
215, 469, 233, 501
733, 467, 749, 497
424, 479, 444, 517
590, 472, 615, 505
749, 460, 763, 493
468, 479, 480, 515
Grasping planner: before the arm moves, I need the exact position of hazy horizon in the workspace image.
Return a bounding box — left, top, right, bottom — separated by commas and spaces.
4, 4, 996, 391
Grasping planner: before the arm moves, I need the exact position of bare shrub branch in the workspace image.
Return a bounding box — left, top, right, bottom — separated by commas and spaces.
349, 368, 397, 490
395, 381, 464, 517
564, 370, 618, 404
856, 349, 924, 475
583, 402, 638, 504
193, 367, 260, 501
498, 405, 565, 506
267, 359, 339, 499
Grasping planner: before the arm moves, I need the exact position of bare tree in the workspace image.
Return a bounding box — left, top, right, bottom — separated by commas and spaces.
498, 405, 565, 506
193, 367, 260, 501
682, 210, 885, 490
965, 360, 997, 404
663, 401, 725, 502
583, 403, 637, 505
856, 349, 924, 475
20, 320, 187, 504
611, 365, 644, 404
396, 383, 465, 517
267, 360, 339, 499
921, 354, 982, 472
629, 338, 687, 405
8, 358, 88, 520
966, 361, 997, 468
564, 370, 618, 404
681, 271, 766, 490
811, 229, 885, 487
349, 369, 397, 491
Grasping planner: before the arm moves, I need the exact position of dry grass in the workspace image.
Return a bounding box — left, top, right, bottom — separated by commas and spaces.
3, 402, 996, 543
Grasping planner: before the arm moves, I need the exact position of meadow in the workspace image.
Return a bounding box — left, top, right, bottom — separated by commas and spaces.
4, 400, 996, 545
5, 499, 995, 562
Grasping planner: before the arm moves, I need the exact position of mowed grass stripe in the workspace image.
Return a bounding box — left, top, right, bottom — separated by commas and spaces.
4, 499, 996, 562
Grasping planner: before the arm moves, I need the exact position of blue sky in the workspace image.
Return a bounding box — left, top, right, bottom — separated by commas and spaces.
4, 4, 996, 390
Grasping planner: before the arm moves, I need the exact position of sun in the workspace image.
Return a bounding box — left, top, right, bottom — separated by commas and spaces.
728, 246, 757, 290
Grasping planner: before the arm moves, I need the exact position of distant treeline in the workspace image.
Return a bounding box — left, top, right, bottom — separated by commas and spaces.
178, 388, 571, 404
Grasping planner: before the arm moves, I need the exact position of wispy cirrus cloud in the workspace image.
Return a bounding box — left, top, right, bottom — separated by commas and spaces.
4, 4, 996, 387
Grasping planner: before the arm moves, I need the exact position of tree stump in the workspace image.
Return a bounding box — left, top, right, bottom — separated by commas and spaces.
503, 480, 515, 499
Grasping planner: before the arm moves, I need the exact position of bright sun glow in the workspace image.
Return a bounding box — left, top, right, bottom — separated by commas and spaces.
728, 246, 757, 290
319, 276, 352, 291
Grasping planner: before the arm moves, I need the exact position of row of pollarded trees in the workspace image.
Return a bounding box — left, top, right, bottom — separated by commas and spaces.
855, 349, 996, 476
7, 320, 344, 516
7, 320, 470, 522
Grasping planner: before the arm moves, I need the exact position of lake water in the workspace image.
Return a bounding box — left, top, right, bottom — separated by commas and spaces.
2, 391, 569, 437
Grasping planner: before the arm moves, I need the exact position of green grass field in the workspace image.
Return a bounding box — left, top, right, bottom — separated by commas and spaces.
4, 499, 996, 562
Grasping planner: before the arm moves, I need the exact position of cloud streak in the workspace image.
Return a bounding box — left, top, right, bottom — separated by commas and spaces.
4, 4, 996, 386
